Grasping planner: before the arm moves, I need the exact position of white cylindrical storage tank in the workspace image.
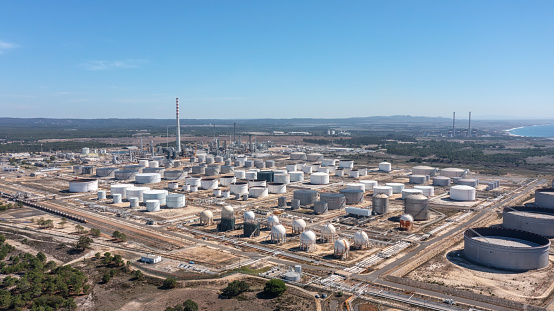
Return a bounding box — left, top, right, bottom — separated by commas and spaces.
307, 153, 324, 162
222, 190, 230, 198
321, 158, 336, 167
272, 169, 287, 174
126, 187, 150, 202
386, 183, 405, 194
334, 238, 350, 259
450, 185, 476, 201
146, 200, 161, 212
129, 197, 139, 208
289, 171, 304, 182
318, 167, 330, 174
214, 156, 224, 163
290, 152, 307, 160
249, 187, 268, 198
182, 184, 190, 191
302, 165, 313, 174
205, 157, 215, 164
191, 166, 206, 174
110, 184, 135, 200
349, 169, 360, 178
220, 175, 237, 186
166, 194, 186, 208
200, 178, 218, 190
254, 160, 266, 169
213, 189, 221, 196
292, 218, 306, 234
335, 168, 344, 177
414, 186, 435, 197
274, 173, 290, 184
81, 147, 89, 154
270, 224, 287, 244
338, 160, 354, 169
340, 189, 364, 205
360, 180, 378, 191
234, 170, 246, 179
373, 186, 393, 196
164, 170, 187, 180
412, 166, 437, 176
143, 167, 165, 177
185, 177, 201, 187
230, 182, 249, 195
458, 178, 479, 188
168, 182, 178, 190
268, 182, 286, 194
190, 185, 198, 192
310, 172, 329, 185
441, 168, 467, 178
245, 171, 257, 180
135, 173, 161, 184
112, 194, 122, 204
433, 176, 451, 186
244, 160, 255, 168
148, 161, 159, 168
143, 190, 168, 206
96, 167, 119, 178
300, 230, 317, 252
372, 193, 389, 215
409, 175, 427, 184
286, 164, 297, 172
379, 162, 392, 172
114, 170, 138, 180
248, 179, 267, 187
265, 160, 275, 168
69, 179, 98, 193
346, 183, 365, 192
402, 188, 424, 199
139, 160, 149, 167
97, 190, 107, 200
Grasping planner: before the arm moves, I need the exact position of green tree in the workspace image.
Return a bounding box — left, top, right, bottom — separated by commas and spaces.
222, 280, 249, 298
36, 252, 47, 263
134, 270, 144, 281
162, 277, 177, 289
75, 236, 93, 251
183, 299, 198, 311
90, 228, 101, 237
263, 279, 287, 297
94, 252, 101, 259
102, 272, 111, 284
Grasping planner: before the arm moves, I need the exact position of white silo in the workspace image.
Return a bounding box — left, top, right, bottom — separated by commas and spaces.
450, 185, 476, 201
126, 187, 151, 202
146, 200, 161, 212
270, 224, 287, 244
200, 210, 213, 225
267, 215, 280, 229
386, 182, 405, 194
360, 180, 378, 191
334, 238, 350, 259
292, 218, 306, 234
300, 230, 317, 252
320, 223, 336, 243
353, 230, 370, 249
379, 162, 392, 172
220, 205, 236, 231
414, 185, 435, 197
310, 172, 330, 185
111, 184, 135, 200
373, 186, 393, 196
346, 183, 366, 192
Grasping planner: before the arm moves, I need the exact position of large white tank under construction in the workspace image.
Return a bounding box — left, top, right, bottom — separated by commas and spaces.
379, 162, 392, 172
338, 160, 354, 169
404, 194, 430, 221
111, 184, 135, 200
307, 153, 324, 162
373, 186, 393, 196
166, 194, 186, 208
290, 152, 307, 160
200, 178, 218, 190
143, 190, 168, 206
372, 193, 389, 215
293, 190, 318, 206
402, 188, 423, 199
440, 168, 467, 178
249, 187, 268, 198
135, 173, 161, 184
69, 179, 98, 193
412, 166, 437, 176
270, 224, 287, 244
503, 206, 554, 238
146, 200, 161, 212
267, 215, 280, 229
300, 230, 317, 252
268, 182, 286, 194
310, 172, 330, 185
219, 205, 236, 231
464, 227, 550, 271
164, 170, 186, 180
353, 231, 370, 249
199, 210, 213, 225
126, 187, 150, 202
320, 223, 336, 242
334, 238, 350, 259
340, 189, 364, 205
414, 186, 435, 197
96, 167, 119, 178
534, 188, 554, 209
230, 182, 249, 195
292, 218, 306, 234
450, 185, 476, 201
386, 183, 404, 194
319, 193, 346, 210
432, 176, 451, 186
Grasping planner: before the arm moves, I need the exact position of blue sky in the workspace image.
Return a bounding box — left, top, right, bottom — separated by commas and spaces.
1, 1, 553, 119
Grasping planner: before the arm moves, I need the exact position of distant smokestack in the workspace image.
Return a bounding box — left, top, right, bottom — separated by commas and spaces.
453, 112, 456, 137
176, 98, 181, 154
468, 111, 471, 137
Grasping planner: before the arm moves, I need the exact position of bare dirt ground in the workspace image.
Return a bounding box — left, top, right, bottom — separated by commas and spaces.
170, 245, 241, 267
406, 241, 554, 305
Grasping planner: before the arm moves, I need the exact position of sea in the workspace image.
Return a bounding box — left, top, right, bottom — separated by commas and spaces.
508, 124, 554, 138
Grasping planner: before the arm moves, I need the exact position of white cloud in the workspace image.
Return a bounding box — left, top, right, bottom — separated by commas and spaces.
81, 59, 145, 71
0, 40, 19, 54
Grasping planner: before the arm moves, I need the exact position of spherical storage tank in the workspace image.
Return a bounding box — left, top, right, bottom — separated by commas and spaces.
292, 218, 306, 234
353, 230, 370, 249
293, 190, 318, 206
321, 223, 336, 242
310, 172, 329, 185
503, 206, 554, 238
300, 230, 317, 252
334, 238, 350, 259
372, 193, 389, 215
200, 210, 213, 225
111, 184, 135, 199
534, 188, 554, 209
69, 179, 98, 193
143, 190, 168, 206
166, 194, 186, 208
386, 183, 404, 194
146, 200, 160, 212
373, 186, 393, 196
399, 214, 414, 230
126, 187, 150, 202
319, 193, 346, 210
379, 162, 392, 172
270, 224, 287, 244
450, 185, 476, 201
96, 167, 119, 178
340, 189, 364, 205
221, 205, 235, 219
464, 227, 550, 271
135, 173, 161, 184
243, 211, 256, 223
404, 194, 430, 221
